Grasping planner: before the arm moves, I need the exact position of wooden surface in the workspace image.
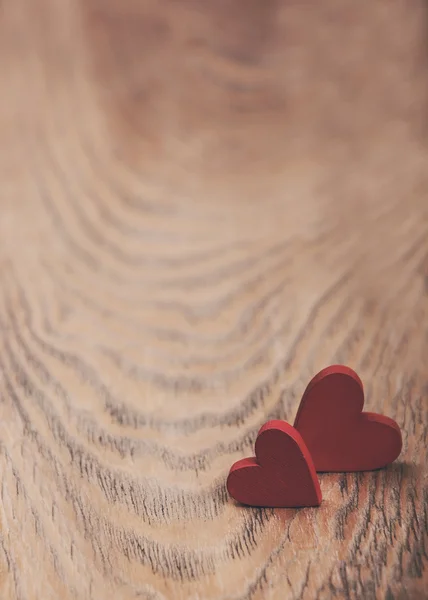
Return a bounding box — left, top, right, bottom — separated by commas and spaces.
0, 1, 427, 598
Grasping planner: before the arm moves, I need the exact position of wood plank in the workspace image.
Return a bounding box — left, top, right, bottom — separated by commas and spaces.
0, 1, 427, 598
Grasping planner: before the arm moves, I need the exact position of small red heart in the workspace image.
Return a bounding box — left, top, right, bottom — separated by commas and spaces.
227, 420, 322, 507
294, 365, 402, 472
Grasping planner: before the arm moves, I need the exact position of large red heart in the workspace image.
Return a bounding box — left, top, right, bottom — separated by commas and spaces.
293, 365, 402, 472
226, 420, 322, 507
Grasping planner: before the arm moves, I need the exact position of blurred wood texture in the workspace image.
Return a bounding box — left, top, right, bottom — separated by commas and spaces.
0, 1, 427, 599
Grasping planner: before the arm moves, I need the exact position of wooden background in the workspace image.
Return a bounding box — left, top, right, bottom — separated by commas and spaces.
0, 1, 427, 598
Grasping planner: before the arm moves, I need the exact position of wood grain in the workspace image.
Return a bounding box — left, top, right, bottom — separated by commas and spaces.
0, 0, 427, 598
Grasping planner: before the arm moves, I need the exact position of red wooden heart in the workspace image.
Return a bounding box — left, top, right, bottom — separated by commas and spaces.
227, 420, 322, 507
293, 365, 402, 472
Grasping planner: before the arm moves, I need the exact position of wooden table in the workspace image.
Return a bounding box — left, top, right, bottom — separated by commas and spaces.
0, 1, 427, 598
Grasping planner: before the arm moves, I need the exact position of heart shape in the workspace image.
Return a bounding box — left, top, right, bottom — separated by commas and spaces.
227, 420, 322, 507
293, 365, 402, 472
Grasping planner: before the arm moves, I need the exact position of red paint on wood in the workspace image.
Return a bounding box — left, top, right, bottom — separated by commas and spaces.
294, 365, 402, 472
227, 420, 322, 508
